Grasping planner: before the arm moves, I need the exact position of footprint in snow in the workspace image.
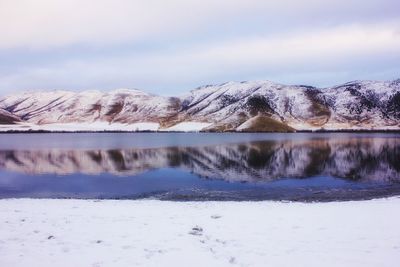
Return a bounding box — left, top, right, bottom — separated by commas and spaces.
189, 226, 203, 236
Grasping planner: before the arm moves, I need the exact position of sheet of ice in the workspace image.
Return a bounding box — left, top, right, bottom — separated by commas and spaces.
0, 198, 399, 267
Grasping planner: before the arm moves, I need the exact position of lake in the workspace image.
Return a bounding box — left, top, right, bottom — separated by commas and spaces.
0, 132, 399, 201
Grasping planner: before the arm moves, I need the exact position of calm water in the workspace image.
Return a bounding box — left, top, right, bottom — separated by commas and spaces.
0, 132, 399, 201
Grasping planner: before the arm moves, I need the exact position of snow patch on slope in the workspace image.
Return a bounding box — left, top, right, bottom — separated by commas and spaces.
162, 122, 213, 132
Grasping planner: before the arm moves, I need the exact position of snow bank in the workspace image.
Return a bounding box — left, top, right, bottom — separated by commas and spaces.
0, 121, 215, 132
162, 122, 213, 132
0, 122, 160, 132
1, 198, 399, 267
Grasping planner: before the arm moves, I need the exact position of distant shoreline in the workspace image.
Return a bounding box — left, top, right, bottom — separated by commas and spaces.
1, 129, 400, 134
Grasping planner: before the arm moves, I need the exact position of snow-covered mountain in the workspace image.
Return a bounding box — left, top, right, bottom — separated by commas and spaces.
180, 79, 400, 131
0, 89, 179, 126
0, 79, 399, 131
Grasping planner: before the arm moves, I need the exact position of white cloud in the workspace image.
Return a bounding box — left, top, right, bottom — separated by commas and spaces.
1, 22, 399, 95
0, 0, 399, 94
0, 0, 260, 48
189, 22, 400, 68
0, 0, 399, 49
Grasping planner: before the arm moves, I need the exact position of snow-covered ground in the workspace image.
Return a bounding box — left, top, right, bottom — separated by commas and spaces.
161, 122, 213, 132
1, 198, 399, 267
0, 122, 161, 132
0, 121, 213, 132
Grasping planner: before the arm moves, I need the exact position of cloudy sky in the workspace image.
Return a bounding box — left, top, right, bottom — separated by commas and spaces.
0, 0, 399, 95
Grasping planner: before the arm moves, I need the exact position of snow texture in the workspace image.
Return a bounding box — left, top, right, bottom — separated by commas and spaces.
0, 198, 399, 267
162, 122, 213, 132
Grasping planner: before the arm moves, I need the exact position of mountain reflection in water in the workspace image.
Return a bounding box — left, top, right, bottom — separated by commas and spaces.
1, 137, 399, 183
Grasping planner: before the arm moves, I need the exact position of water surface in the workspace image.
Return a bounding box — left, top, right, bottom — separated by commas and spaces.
0, 133, 399, 201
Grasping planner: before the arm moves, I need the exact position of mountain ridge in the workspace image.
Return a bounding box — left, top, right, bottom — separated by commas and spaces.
0, 79, 399, 132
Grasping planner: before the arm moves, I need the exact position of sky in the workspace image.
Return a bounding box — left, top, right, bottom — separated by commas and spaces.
0, 0, 400, 96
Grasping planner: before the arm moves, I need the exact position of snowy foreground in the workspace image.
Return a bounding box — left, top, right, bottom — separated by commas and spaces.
1, 198, 399, 267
